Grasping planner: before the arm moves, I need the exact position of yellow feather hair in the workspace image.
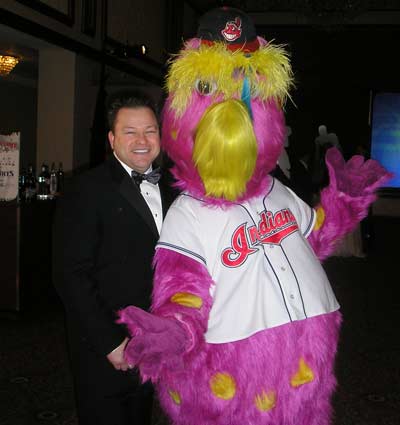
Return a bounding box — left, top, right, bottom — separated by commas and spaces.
193, 99, 257, 201
166, 42, 293, 116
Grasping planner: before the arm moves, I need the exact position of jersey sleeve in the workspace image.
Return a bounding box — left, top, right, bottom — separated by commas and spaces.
157, 195, 207, 266
285, 186, 316, 238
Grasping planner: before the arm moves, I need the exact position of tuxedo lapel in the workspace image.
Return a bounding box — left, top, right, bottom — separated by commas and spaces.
107, 155, 159, 237
119, 175, 159, 237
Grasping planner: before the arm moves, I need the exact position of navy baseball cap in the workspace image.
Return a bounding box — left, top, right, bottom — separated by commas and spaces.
197, 7, 260, 52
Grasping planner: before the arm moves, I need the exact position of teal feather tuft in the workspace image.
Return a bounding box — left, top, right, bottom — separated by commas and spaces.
241, 77, 253, 120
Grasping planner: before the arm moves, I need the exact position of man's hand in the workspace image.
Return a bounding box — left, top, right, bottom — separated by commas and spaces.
106, 337, 131, 371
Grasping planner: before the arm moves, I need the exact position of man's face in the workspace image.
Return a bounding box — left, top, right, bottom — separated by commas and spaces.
108, 107, 160, 173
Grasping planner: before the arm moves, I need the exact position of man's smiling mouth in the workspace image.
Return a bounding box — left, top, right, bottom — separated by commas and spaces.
133, 149, 150, 154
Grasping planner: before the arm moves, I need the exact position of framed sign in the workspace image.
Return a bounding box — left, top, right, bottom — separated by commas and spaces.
0, 132, 20, 202
81, 0, 96, 36
16, 0, 75, 26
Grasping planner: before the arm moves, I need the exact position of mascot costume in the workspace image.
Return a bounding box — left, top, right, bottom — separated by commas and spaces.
119, 7, 390, 425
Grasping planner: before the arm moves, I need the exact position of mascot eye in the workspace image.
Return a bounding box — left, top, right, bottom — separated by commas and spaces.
195, 80, 217, 96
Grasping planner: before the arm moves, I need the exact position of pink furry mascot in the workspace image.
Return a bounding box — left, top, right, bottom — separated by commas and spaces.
119, 7, 390, 425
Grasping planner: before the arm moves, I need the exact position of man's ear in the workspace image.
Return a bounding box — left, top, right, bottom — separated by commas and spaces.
108, 131, 114, 149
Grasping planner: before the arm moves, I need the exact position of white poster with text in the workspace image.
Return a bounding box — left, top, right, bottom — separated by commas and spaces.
0, 132, 20, 201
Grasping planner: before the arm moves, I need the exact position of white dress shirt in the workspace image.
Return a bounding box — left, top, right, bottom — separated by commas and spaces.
114, 152, 163, 234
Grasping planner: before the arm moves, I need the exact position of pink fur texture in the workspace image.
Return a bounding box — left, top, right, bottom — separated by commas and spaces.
118, 306, 189, 381
309, 148, 392, 260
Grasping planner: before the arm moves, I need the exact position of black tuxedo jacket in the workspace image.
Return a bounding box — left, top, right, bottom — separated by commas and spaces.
53, 155, 176, 357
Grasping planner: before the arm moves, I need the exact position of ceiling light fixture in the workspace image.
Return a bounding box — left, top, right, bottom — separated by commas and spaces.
0, 55, 19, 76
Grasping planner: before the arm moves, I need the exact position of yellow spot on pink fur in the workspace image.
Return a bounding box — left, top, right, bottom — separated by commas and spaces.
171, 292, 203, 309
168, 389, 181, 405
290, 358, 315, 388
210, 372, 236, 400
254, 390, 276, 412
314, 206, 325, 231
171, 129, 177, 140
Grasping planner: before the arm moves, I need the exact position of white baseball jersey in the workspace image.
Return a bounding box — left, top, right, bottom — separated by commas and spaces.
157, 178, 340, 344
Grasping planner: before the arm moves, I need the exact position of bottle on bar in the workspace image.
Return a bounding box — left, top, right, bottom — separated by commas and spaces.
18, 167, 26, 202
57, 162, 64, 194
25, 164, 37, 202
37, 162, 50, 200
50, 162, 58, 197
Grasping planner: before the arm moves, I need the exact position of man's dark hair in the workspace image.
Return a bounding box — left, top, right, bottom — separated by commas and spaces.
106, 90, 159, 132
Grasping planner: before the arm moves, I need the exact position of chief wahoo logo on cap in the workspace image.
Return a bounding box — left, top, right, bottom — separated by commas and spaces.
197, 7, 260, 53
221, 17, 242, 42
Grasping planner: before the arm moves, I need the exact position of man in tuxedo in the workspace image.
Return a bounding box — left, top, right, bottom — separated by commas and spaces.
53, 90, 176, 425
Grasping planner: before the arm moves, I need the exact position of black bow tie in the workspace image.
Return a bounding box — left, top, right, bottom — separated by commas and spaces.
131, 167, 161, 186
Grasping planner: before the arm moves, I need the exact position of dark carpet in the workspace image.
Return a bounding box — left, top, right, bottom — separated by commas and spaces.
1, 217, 399, 425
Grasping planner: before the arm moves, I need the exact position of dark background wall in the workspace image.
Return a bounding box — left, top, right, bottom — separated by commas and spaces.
261, 26, 400, 158
0, 79, 37, 168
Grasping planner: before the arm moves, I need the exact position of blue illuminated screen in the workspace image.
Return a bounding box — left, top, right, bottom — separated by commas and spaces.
370, 93, 400, 188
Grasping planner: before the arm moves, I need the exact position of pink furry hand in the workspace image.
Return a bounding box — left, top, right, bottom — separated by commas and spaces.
117, 306, 189, 380
325, 147, 392, 197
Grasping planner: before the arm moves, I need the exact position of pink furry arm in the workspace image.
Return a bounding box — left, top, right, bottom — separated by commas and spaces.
151, 248, 214, 356
308, 147, 392, 260
117, 249, 214, 382
117, 307, 189, 382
